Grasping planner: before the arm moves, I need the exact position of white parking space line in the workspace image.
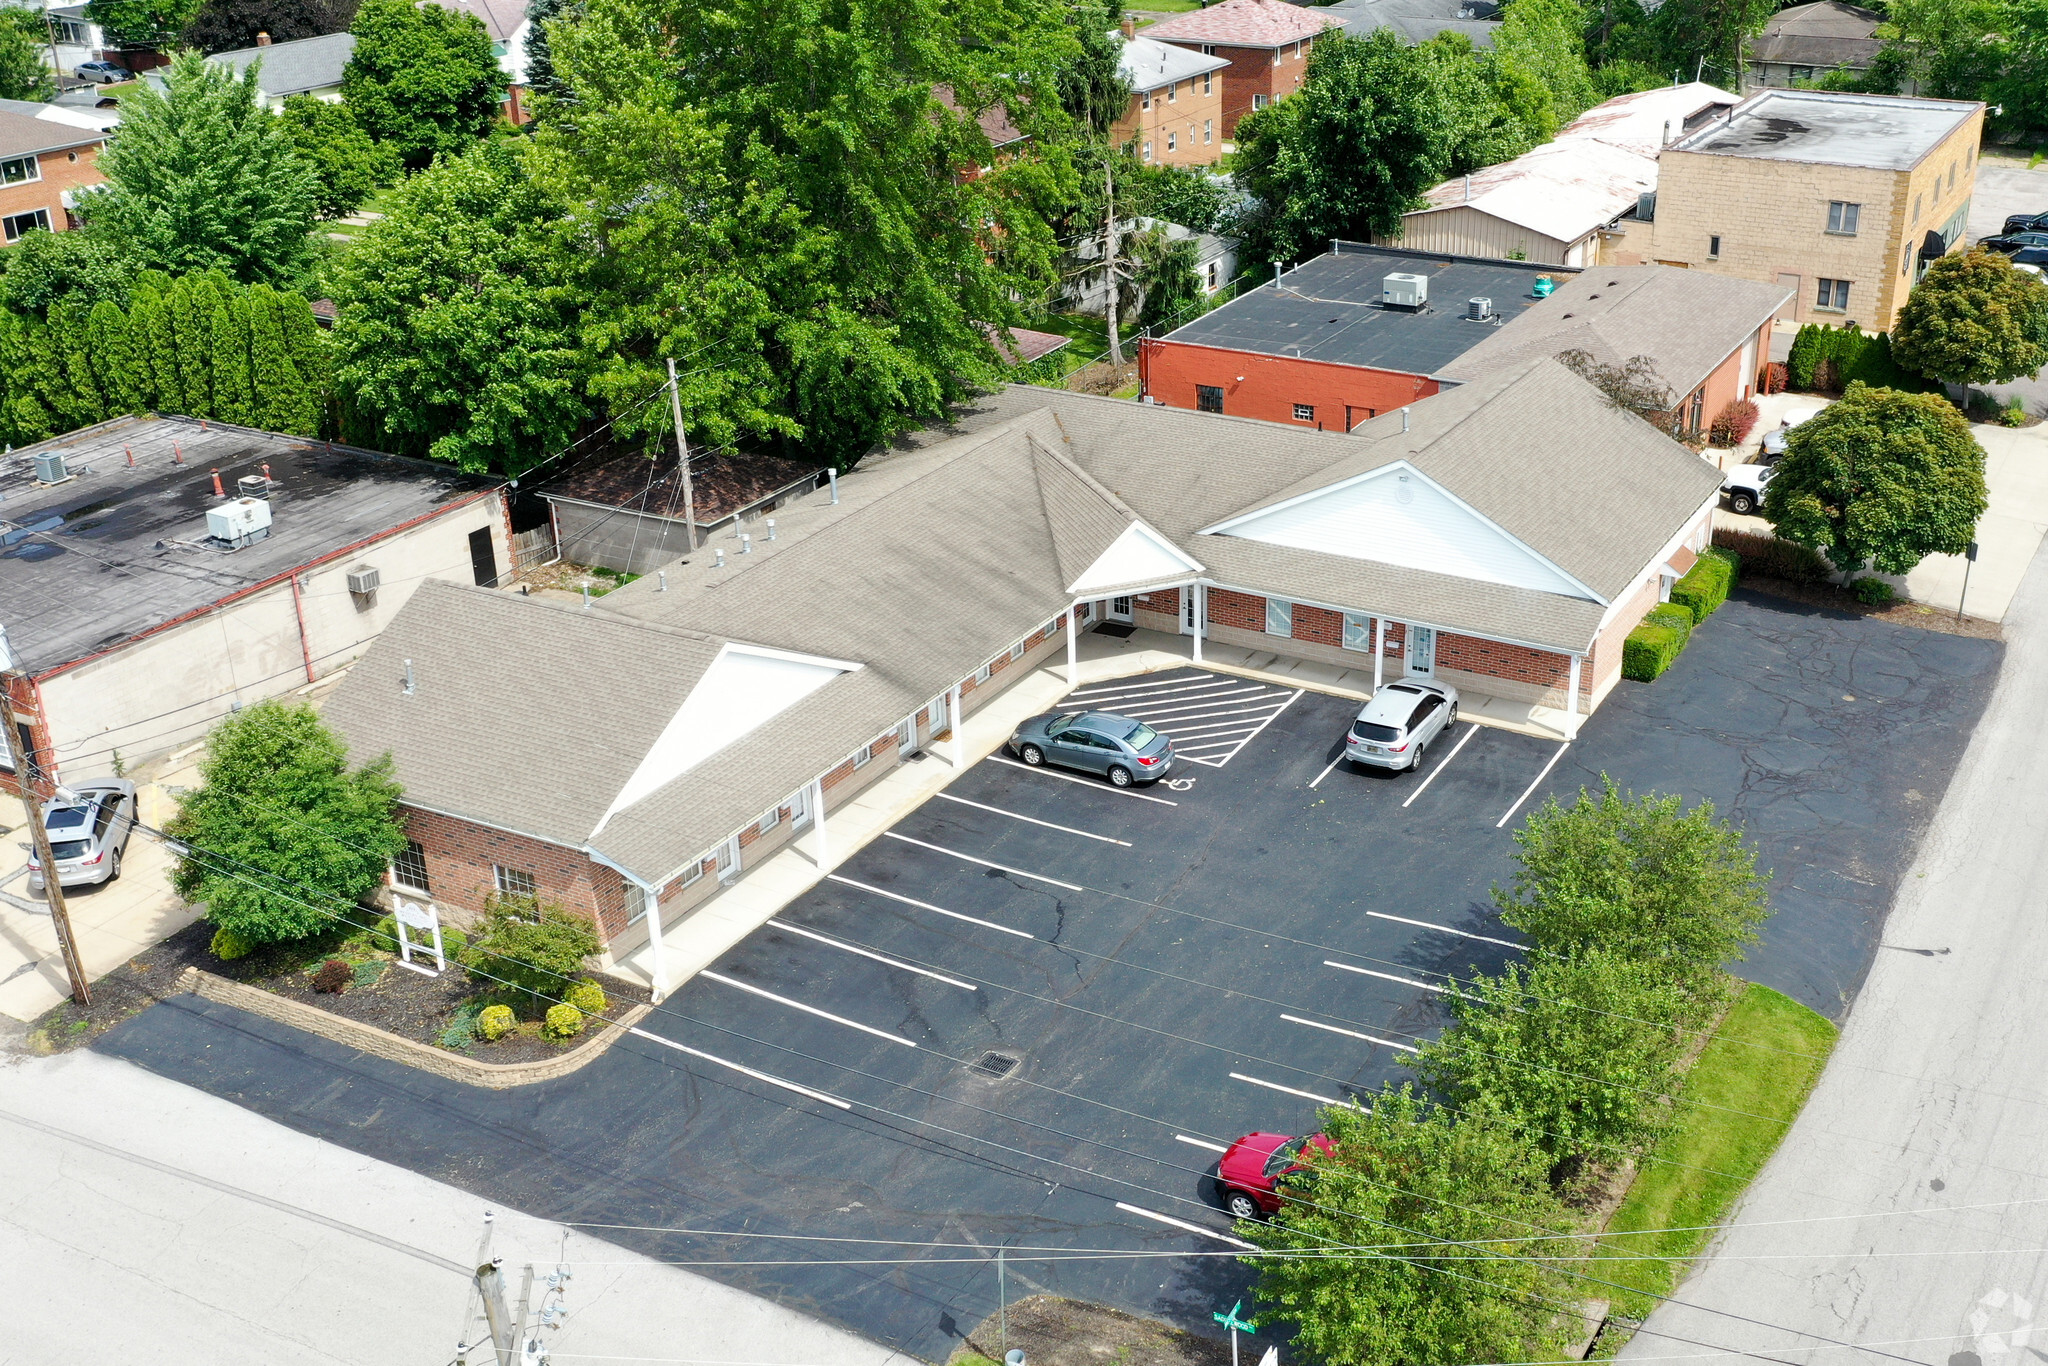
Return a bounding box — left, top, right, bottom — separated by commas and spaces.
1161, 719, 1279, 740
987, 754, 1179, 805
1324, 960, 1444, 994
1281, 1013, 1421, 1054
1366, 910, 1525, 951
768, 918, 978, 990
1115, 1202, 1259, 1250
1400, 723, 1479, 809
1308, 754, 1346, 789
827, 875, 1036, 939
1117, 685, 1278, 712
1181, 688, 1304, 769
934, 792, 1132, 845
627, 1028, 853, 1110
701, 970, 917, 1047
1122, 697, 1292, 725
1175, 1134, 1230, 1154
1067, 678, 1241, 704
1496, 741, 1572, 829
1170, 739, 1242, 754
883, 832, 1084, 890
1229, 1072, 1341, 1106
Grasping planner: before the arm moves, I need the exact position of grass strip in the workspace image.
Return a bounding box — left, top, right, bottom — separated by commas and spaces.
1592, 982, 1837, 1344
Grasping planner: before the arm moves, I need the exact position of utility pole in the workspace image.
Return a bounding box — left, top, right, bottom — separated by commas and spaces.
1103, 156, 1124, 368
666, 357, 696, 549
0, 669, 89, 1005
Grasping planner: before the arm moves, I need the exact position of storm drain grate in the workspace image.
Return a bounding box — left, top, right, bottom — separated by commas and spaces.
970, 1051, 1020, 1080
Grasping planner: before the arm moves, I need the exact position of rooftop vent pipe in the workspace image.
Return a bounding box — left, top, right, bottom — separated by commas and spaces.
828, 469, 839, 504
211, 468, 224, 496
658, 571, 667, 592
1402, 409, 1410, 433
714, 548, 726, 568
740, 533, 752, 554
766, 518, 777, 541
402, 659, 414, 695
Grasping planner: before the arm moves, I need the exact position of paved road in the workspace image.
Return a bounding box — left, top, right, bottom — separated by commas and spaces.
1621, 542, 2048, 1363
0, 1047, 915, 1366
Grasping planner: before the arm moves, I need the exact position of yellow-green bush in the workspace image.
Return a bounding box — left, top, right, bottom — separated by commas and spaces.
209, 924, 255, 960
543, 1003, 586, 1039
1669, 548, 1739, 624
477, 1004, 517, 1041
1622, 606, 1694, 682
566, 980, 607, 1016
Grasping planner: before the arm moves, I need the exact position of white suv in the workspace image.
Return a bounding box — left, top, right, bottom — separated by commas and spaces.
1345, 681, 1460, 773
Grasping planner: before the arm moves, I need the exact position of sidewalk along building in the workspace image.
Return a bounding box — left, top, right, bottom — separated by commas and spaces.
0, 106, 110, 242
1605, 89, 1984, 330
539, 449, 824, 574
1388, 83, 1739, 268
1137, 0, 1344, 140
0, 417, 507, 799
325, 360, 1719, 997
1140, 242, 1576, 429
1111, 27, 1231, 166
1440, 266, 1792, 442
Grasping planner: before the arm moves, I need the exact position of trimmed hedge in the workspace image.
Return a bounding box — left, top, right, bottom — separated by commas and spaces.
1622, 605, 1694, 682
1712, 527, 1831, 582
1669, 547, 1739, 623
1785, 323, 1931, 393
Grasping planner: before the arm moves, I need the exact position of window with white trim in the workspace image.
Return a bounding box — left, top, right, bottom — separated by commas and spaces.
1252, 93, 1270, 110
1141, 88, 1151, 110
1142, 140, 1152, 162
1342, 612, 1372, 652
391, 840, 431, 893
494, 865, 536, 898
1167, 81, 1177, 103
2, 208, 49, 242
1, 155, 39, 185
1204, 118, 1212, 143
1266, 598, 1293, 637
976, 662, 992, 683
681, 858, 705, 888
1203, 72, 1212, 95
1825, 201, 1860, 235
1167, 130, 1176, 151
1010, 639, 1026, 660
1815, 277, 1850, 311
626, 881, 649, 924
853, 742, 874, 769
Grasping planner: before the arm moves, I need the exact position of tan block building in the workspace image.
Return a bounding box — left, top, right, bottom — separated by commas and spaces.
0, 109, 108, 244
1605, 89, 1984, 332
1113, 29, 1231, 166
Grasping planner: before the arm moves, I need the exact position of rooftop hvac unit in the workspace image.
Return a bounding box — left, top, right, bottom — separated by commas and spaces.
1637, 191, 1657, 222
1467, 297, 1492, 320
1382, 273, 1429, 310
345, 564, 381, 595
32, 451, 67, 484
237, 474, 269, 500
206, 495, 272, 549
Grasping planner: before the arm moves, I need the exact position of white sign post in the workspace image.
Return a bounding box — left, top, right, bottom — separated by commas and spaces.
392, 897, 446, 976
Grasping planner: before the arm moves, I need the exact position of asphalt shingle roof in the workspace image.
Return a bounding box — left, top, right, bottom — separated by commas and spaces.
1143, 0, 1343, 48
206, 32, 354, 97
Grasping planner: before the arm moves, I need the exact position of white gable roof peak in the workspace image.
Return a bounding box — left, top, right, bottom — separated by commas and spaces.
592, 642, 861, 834
1066, 520, 1203, 596
1201, 462, 1604, 603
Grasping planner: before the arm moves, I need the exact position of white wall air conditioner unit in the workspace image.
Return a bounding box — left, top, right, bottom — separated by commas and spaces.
1467, 297, 1492, 320
32, 451, 67, 484
1382, 273, 1429, 310
206, 496, 272, 548
345, 564, 381, 595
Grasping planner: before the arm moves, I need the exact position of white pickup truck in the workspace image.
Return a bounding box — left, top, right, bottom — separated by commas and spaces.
1721, 456, 1777, 516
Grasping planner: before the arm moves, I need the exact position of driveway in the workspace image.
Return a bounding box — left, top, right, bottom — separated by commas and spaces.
1619, 534, 2048, 1364
1963, 152, 2048, 419
91, 596, 1997, 1361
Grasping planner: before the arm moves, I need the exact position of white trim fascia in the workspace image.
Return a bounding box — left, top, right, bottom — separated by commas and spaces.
1065, 520, 1204, 596
1200, 576, 1592, 657
720, 640, 867, 674
1074, 575, 1202, 602
1595, 490, 1719, 636
1199, 460, 1609, 606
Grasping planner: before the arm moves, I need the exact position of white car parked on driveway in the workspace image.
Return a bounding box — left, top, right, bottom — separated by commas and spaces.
1722, 455, 1779, 516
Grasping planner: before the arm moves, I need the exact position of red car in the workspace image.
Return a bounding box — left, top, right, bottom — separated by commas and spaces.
1218, 1131, 1334, 1219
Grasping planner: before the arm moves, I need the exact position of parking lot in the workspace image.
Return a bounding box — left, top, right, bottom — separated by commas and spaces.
97, 590, 2000, 1361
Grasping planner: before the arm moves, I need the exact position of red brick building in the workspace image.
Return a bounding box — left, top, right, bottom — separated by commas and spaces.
0, 109, 109, 243
1138, 0, 1344, 139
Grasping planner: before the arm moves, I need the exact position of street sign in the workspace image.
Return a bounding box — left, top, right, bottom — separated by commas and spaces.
1213, 1302, 1256, 1334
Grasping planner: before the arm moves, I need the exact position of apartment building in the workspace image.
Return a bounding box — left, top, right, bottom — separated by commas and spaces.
1138, 0, 1343, 140
1112, 28, 1230, 166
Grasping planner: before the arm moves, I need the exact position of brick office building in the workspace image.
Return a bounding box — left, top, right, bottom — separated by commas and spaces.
328, 361, 1718, 999
1138, 0, 1343, 140
0, 108, 108, 244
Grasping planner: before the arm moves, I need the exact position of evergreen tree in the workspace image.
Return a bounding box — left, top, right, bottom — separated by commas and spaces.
171, 275, 215, 418
210, 297, 254, 426
275, 289, 330, 433
86, 300, 143, 416
46, 300, 102, 429
128, 284, 176, 411
246, 284, 309, 433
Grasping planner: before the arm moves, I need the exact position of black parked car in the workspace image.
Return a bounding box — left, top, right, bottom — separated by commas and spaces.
1982, 231, 2048, 256
2002, 212, 2048, 236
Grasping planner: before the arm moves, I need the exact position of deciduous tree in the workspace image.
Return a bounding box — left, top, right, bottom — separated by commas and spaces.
180, 0, 356, 53
83, 0, 202, 49
342, 0, 506, 169
277, 94, 397, 219
1764, 381, 1989, 575
1894, 246, 2048, 386
166, 699, 406, 947
0, 5, 54, 100
76, 49, 321, 284
1237, 1088, 1574, 1366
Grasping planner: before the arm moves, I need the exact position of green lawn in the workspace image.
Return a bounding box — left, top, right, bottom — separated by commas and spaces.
1591, 983, 1837, 1340
1026, 312, 1114, 357
1131, 0, 1207, 17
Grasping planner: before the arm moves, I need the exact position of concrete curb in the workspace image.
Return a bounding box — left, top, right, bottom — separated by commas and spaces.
174, 967, 653, 1090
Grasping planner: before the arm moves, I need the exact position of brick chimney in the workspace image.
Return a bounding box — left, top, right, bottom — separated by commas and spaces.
1120, 14, 1136, 38
255, 30, 271, 45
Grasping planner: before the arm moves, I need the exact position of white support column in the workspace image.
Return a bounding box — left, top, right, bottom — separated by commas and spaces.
948, 684, 964, 768
640, 876, 668, 1004
1192, 583, 1205, 664
810, 776, 829, 866
1067, 602, 1080, 685
1372, 616, 1385, 692
1567, 654, 1583, 735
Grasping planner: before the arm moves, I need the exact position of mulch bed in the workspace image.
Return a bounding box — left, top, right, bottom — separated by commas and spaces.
21, 916, 649, 1065
1740, 575, 2003, 640
951, 1296, 1232, 1366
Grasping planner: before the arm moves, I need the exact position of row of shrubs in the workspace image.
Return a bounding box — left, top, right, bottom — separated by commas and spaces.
1786, 323, 1928, 393
1711, 528, 1898, 604
1622, 547, 1738, 681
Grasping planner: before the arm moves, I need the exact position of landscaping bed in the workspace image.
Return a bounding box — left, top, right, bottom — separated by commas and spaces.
22, 915, 648, 1064
1738, 574, 2003, 641
950, 1295, 1231, 1366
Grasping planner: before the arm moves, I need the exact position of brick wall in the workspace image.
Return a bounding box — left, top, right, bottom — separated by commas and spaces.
1436, 632, 1572, 696
1139, 339, 1437, 428
0, 139, 105, 236
1590, 570, 1665, 705
1192, 37, 1320, 137
1292, 602, 1342, 648
1114, 72, 1226, 166
0, 672, 50, 800
401, 805, 614, 932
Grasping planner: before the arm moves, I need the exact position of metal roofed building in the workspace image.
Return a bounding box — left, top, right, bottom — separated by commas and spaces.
1139, 241, 1576, 430
0, 417, 507, 798
538, 449, 826, 575
1612, 89, 1985, 330
324, 360, 1719, 996
1389, 83, 1739, 267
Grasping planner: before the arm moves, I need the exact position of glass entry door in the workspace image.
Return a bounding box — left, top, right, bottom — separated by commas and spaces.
1406, 625, 1436, 677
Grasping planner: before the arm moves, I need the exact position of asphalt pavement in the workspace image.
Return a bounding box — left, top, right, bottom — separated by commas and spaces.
91, 592, 1998, 1361
1619, 542, 2048, 1364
